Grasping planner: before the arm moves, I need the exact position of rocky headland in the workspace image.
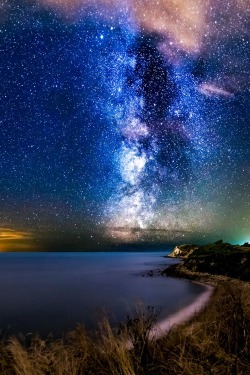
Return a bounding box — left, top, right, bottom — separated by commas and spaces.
165, 240, 250, 282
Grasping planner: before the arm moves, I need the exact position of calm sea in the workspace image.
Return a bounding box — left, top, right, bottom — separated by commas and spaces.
0, 250, 205, 337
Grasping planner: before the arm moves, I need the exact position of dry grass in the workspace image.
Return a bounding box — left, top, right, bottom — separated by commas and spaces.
152, 281, 250, 375
0, 282, 249, 375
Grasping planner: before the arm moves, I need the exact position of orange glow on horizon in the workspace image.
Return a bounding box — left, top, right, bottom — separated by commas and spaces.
0, 228, 35, 252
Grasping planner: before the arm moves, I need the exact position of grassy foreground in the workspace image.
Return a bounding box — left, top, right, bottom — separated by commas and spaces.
0, 279, 249, 374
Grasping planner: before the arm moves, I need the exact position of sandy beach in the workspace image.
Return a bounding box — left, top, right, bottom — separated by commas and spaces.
151, 281, 214, 339
159, 260, 250, 334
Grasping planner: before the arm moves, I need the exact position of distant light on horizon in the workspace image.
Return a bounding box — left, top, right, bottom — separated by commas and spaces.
239, 238, 250, 246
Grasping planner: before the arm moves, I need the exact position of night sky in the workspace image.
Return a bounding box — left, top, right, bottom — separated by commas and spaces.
0, 0, 249, 251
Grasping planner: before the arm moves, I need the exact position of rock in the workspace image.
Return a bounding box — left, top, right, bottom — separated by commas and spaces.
169, 245, 197, 258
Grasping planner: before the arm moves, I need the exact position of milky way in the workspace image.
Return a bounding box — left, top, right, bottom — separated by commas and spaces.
0, 0, 249, 249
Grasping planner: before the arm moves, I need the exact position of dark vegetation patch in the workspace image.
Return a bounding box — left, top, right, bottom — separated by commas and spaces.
170, 240, 250, 281
0, 283, 249, 374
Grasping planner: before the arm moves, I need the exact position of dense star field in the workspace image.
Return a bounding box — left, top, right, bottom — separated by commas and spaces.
0, 0, 249, 250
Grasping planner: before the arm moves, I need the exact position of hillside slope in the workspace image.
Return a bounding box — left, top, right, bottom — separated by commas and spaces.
168, 240, 250, 281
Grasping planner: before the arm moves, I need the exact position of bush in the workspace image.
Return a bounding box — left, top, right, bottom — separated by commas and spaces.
0, 290, 249, 375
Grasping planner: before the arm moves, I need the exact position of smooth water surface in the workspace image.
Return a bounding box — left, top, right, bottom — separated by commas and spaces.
0, 251, 205, 337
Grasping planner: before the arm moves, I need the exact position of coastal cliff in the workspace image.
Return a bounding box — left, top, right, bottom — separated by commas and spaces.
168, 244, 198, 258
167, 240, 250, 281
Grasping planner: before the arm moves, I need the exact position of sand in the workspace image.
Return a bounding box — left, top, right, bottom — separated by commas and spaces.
151, 281, 214, 339
150, 261, 250, 339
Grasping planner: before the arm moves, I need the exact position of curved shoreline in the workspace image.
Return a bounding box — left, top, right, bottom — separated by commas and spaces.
150, 280, 214, 339
150, 259, 250, 340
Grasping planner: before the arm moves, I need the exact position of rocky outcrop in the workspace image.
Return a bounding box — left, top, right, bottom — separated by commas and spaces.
168, 241, 250, 281
168, 244, 197, 258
